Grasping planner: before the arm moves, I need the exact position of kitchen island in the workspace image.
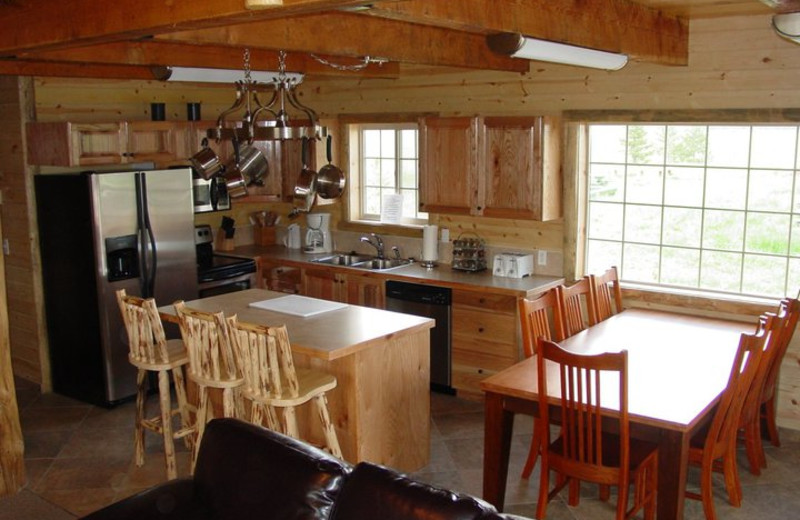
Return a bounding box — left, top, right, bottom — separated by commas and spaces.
160, 288, 434, 472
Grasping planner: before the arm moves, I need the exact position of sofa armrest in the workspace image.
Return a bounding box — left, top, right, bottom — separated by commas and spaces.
330, 462, 501, 520
80, 479, 207, 520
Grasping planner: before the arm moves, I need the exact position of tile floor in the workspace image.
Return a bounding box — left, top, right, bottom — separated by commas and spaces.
9, 376, 800, 519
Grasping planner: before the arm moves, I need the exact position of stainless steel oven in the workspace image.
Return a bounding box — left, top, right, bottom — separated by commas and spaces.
195, 225, 257, 297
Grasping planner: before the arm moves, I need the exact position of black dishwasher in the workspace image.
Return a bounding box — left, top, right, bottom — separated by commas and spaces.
385, 280, 454, 394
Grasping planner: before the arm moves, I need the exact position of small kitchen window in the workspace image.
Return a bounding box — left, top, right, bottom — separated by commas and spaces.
346, 122, 426, 225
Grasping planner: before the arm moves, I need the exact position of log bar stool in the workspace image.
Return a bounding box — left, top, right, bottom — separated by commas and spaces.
227, 316, 342, 458
116, 289, 194, 480
174, 301, 245, 469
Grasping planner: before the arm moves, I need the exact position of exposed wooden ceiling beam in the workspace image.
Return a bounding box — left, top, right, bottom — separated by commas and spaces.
20, 42, 400, 79
0, 59, 162, 80
0, 0, 385, 55
364, 0, 688, 65
157, 12, 529, 72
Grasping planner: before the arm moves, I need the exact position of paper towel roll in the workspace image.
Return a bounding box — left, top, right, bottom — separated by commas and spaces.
422, 225, 438, 261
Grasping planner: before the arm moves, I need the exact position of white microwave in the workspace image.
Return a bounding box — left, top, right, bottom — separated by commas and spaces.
193, 177, 231, 213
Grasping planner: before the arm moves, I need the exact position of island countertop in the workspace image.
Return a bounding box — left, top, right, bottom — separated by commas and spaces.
159, 288, 434, 361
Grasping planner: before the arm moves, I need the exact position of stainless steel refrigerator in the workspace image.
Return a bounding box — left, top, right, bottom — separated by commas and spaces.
35, 168, 198, 406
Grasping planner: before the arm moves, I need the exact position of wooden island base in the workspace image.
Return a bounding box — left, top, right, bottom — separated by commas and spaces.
161, 289, 433, 472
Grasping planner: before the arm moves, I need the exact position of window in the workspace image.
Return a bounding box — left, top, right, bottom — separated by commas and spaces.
587, 123, 800, 299
350, 123, 425, 225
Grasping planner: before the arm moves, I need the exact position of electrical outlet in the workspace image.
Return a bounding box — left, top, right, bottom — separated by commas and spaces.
2, 239, 9, 255
537, 250, 547, 265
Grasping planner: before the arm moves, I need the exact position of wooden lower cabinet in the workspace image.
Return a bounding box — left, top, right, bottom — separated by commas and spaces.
261, 259, 301, 294
301, 266, 385, 308
451, 288, 519, 397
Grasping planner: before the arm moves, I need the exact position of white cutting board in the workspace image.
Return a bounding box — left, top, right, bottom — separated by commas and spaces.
248, 295, 348, 318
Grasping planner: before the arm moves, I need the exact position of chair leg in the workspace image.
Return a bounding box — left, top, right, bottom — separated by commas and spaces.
763, 397, 781, 447
700, 459, 718, 520
265, 405, 280, 431
313, 394, 342, 458
567, 478, 580, 507
722, 450, 742, 507
615, 480, 628, 520
221, 388, 237, 418
535, 467, 550, 520
133, 369, 147, 467
521, 419, 540, 479
157, 370, 178, 480
171, 366, 193, 451
192, 387, 210, 474
282, 406, 299, 438
743, 420, 763, 476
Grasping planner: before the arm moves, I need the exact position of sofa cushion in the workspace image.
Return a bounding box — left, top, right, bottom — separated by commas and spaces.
330, 462, 501, 520
193, 418, 351, 520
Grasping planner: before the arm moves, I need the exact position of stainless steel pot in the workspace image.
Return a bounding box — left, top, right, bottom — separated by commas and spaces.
221, 139, 248, 198
189, 138, 223, 180
316, 135, 345, 199
292, 137, 317, 212
238, 143, 268, 186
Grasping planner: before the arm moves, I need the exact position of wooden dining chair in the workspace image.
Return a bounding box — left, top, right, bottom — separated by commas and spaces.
685, 319, 769, 520
590, 266, 623, 323
737, 311, 789, 475
116, 289, 194, 480
534, 338, 658, 520
174, 301, 245, 468
759, 298, 800, 451
557, 277, 598, 338
226, 316, 342, 458
518, 288, 565, 479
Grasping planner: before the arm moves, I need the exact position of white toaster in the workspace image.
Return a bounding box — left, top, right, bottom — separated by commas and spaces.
493, 252, 534, 278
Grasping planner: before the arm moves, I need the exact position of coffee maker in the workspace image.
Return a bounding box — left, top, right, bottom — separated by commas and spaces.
304, 213, 332, 253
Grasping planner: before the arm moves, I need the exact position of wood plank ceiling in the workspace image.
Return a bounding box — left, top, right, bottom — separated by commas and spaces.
0, 0, 785, 80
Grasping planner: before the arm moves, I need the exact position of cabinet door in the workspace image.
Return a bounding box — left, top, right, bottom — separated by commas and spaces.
481, 116, 561, 221
125, 121, 181, 164
261, 260, 301, 294
341, 273, 385, 309
27, 122, 126, 166
301, 266, 339, 301
419, 117, 480, 215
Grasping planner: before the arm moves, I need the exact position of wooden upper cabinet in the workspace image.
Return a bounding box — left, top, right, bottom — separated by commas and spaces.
419, 115, 562, 221
125, 121, 181, 164
419, 117, 480, 215
481, 116, 561, 221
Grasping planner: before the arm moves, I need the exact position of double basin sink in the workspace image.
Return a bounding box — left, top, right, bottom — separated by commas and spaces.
311, 253, 413, 271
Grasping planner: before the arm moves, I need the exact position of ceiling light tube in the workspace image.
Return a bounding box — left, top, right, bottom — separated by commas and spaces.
486, 32, 628, 71
157, 66, 303, 84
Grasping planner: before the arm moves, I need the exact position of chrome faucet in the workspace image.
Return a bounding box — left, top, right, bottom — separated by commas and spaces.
391, 246, 402, 259
360, 233, 385, 259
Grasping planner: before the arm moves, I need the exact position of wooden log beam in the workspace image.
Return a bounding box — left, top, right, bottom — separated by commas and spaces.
364, 0, 689, 65
20, 42, 400, 79
157, 12, 529, 72
0, 216, 24, 496
0, 60, 163, 80
0, 0, 386, 55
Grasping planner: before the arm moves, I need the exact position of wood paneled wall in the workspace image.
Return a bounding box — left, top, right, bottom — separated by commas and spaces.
20, 14, 800, 428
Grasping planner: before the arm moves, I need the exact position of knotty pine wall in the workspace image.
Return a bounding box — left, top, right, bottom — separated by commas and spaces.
18, 14, 800, 427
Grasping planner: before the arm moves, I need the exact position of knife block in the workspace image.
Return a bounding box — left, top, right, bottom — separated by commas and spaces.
255, 226, 276, 246
215, 232, 235, 252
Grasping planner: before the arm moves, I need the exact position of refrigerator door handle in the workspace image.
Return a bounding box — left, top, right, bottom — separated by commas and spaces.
135, 172, 158, 297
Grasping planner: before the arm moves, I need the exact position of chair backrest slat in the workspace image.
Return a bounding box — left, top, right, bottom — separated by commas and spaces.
519, 288, 565, 358
116, 289, 169, 364
761, 298, 800, 404
590, 266, 623, 323
557, 277, 597, 338
174, 301, 239, 383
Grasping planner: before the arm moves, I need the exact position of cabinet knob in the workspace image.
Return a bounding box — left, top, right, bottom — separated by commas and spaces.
476, 205, 482, 211
478, 327, 484, 333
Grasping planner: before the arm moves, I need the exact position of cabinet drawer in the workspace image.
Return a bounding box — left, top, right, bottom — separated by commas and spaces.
452, 307, 516, 344
452, 290, 516, 313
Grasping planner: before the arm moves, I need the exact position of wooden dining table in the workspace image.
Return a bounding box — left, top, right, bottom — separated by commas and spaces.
480, 307, 753, 520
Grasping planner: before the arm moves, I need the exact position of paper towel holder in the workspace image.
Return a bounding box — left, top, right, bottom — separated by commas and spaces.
421, 224, 439, 269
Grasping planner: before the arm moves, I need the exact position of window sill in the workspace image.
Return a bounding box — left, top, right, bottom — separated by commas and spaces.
620, 283, 780, 319
338, 219, 424, 237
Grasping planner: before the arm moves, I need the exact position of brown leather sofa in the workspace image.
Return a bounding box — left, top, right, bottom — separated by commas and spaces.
81, 418, 526, 520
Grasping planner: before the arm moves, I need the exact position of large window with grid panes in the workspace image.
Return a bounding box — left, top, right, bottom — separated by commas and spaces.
586, 123, 800, 300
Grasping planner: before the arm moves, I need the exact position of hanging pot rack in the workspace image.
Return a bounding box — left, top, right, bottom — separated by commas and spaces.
209, 49, 328, 143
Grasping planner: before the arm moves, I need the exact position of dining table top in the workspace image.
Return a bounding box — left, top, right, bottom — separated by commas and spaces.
159, 288, 434, 361
480, 307, 754, 431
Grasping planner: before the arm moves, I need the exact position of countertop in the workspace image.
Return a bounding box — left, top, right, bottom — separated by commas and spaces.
160, 289, 434, 361
229, 244, 564, 297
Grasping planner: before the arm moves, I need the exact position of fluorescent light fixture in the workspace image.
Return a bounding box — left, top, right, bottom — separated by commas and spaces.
486, 32, 628, 71
772, 12, 800, 44
158, 66, 304, 84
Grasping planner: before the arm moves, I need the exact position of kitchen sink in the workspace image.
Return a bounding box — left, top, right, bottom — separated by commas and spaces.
312, 254, 375, 266
353, 258, 413, 271
312, 254, 413, 271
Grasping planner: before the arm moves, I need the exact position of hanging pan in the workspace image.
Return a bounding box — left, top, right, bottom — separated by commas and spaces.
316, 135, 345, 200
292, 137, 318, 213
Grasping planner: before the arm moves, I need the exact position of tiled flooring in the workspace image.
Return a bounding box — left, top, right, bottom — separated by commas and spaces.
8, 376, 800, 519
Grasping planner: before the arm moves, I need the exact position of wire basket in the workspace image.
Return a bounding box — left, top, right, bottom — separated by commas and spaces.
451, 232, 487, 272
